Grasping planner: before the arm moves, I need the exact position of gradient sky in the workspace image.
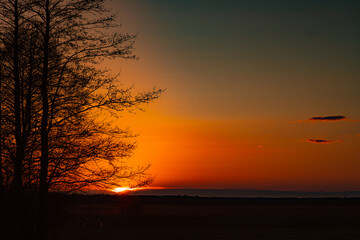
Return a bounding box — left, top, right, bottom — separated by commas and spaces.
105, 0, 360, 191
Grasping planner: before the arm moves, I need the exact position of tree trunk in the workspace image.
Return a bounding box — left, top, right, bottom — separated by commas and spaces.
13, 0, 23, 197
0, 60, 3, 196
39, 1, 51, 239
12, 1, 27, 239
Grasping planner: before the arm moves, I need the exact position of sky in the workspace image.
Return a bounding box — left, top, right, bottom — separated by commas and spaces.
105, 0, 360, 191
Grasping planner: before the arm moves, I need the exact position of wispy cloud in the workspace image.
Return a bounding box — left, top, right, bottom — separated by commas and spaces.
308, 115, 346, 121
307, 139, 333, 144
307, 139, 344, 144
291, 115, 360, 123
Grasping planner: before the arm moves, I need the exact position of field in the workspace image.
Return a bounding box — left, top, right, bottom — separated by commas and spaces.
48, 195, 360, 240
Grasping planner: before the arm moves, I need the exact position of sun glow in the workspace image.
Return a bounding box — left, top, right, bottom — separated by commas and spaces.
112, 186, 166, 193
113, 187, 134, 193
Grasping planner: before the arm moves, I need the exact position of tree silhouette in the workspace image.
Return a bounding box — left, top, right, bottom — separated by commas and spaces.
0, 0, 161, 239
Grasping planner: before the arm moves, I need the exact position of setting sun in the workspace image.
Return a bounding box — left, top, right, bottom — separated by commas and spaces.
113, 187, 133, 193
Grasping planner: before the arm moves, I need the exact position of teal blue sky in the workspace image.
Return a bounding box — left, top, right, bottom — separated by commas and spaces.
113, 0, 359, 120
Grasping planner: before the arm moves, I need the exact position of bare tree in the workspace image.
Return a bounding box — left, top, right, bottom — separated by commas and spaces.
0, 0, 162, 239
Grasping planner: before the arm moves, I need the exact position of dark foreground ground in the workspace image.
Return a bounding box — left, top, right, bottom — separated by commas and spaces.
49, 195, 360, 240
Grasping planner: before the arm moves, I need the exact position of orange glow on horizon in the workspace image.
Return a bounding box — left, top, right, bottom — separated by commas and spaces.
121, 113, 360, 191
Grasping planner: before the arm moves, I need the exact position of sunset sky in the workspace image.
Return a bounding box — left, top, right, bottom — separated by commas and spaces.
106, 0, 359, 191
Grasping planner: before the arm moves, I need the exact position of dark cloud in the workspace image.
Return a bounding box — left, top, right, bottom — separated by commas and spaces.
308, 116, 346, 121
307, 139, 333, 144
